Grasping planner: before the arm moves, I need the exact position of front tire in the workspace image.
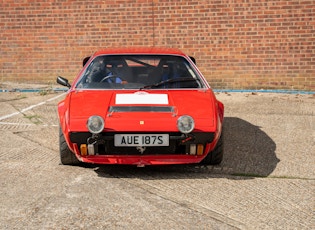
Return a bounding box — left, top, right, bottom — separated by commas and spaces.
201, 130, 224, 165
59, 127, 81, 165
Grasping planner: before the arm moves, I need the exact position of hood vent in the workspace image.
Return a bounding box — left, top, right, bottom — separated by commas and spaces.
109, 106, 174, 113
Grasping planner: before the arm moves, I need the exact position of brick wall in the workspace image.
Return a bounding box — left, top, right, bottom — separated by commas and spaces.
0, 0, 314, 90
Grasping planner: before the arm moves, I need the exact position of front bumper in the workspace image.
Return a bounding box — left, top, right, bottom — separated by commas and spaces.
68, 131, 217, 165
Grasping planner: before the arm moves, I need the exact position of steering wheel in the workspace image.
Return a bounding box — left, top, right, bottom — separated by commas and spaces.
100, 75, 120, 83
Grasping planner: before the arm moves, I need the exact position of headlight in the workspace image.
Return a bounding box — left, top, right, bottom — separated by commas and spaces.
177, 115, 195, 134
87, 115, 104, 134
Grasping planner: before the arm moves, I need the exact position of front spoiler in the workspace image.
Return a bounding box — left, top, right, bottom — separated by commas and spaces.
77, 154, 205, 166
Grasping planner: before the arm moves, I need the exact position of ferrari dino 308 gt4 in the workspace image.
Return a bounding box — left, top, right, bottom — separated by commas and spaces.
57, 47, 224, 166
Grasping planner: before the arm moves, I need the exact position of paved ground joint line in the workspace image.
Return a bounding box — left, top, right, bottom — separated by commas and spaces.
0, 93, 65, 121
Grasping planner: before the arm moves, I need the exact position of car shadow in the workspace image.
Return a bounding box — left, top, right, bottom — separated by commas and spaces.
222, 117, 279, 177
93, 117, 279, 180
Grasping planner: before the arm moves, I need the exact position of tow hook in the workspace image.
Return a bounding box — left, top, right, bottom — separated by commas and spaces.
86, 134, 104, 155
181, 134, 195, 144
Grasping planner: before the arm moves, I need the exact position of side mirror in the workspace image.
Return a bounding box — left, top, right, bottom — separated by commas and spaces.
189, 56, 196, 65
56, 76, 71, 88
83, 56, 90, 67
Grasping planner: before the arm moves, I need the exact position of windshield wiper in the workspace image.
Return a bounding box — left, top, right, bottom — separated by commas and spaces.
141, 77, 200, 89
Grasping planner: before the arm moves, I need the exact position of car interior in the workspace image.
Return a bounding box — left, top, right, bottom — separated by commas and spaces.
76, 55, 203, 89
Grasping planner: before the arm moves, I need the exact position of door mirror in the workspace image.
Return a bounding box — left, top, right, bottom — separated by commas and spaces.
56, 76, 71, 88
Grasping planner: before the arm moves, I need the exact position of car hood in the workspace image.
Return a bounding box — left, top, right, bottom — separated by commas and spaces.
69, 90, 217, 132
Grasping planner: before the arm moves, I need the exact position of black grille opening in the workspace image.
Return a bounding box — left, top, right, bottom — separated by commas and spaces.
70, 132, 214, 155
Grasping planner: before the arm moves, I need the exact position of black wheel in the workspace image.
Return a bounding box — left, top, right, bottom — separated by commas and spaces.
59, 127, 81, 165
201, 130, 224, 165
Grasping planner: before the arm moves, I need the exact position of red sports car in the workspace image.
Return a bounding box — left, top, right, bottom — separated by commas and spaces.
57, 47, 224, 166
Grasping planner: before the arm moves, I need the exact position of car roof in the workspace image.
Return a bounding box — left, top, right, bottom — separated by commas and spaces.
93, 47, 187, 56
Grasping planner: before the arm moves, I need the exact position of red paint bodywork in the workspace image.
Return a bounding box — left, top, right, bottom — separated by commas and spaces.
58, 47, 224, 165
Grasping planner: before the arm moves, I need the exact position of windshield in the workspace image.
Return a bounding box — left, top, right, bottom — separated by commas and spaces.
76, 55, 205, 89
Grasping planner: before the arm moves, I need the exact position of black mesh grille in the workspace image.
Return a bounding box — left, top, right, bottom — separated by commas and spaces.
109, 106, 174, 113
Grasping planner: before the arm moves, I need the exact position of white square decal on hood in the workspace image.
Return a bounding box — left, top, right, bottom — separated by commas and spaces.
116, 92, 168, 105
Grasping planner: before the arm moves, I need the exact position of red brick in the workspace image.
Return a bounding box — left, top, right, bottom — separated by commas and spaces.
0, 0, 313, 90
